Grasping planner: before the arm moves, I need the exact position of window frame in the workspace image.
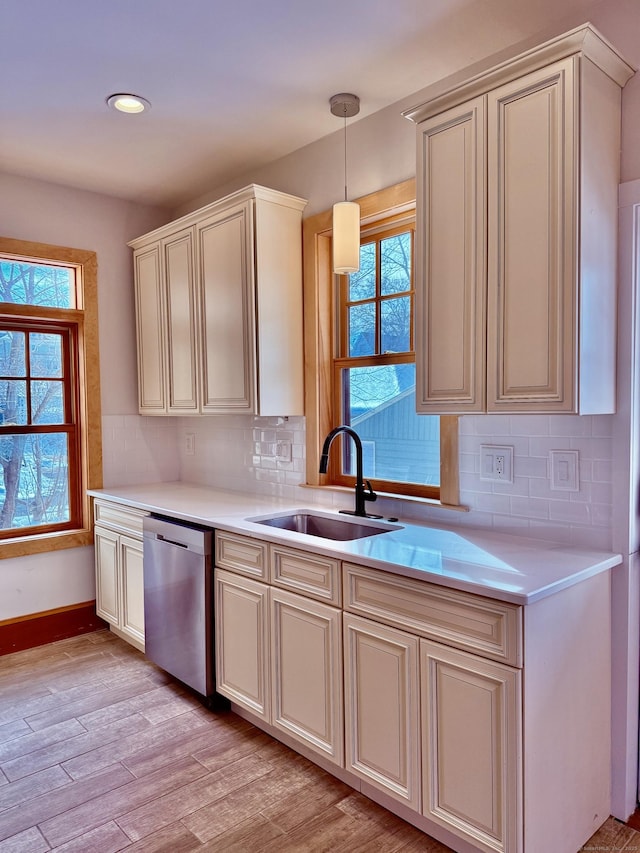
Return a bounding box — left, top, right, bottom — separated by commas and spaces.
0, 238, 102, 558
302, 179, 460, 507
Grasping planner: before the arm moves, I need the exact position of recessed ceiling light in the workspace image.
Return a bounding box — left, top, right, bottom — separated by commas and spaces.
106, 93, 151, 114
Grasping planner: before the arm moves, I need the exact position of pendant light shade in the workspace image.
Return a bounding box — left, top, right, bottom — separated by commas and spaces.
330, 93, 360, 275
332, 200, 361, 274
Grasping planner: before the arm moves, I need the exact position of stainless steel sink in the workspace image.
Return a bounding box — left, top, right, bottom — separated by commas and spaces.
248, 511, 400, 541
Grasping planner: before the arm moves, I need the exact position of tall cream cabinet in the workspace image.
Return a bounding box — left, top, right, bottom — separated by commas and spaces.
404, 24, 635, 414
93, 498, 148, 651
129, 185, 307, 416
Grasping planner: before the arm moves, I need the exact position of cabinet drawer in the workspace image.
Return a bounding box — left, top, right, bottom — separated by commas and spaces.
270, 545, 341, 605
93, 499, 147, 536
343, 563, 522, 667
215, 531, 268, 580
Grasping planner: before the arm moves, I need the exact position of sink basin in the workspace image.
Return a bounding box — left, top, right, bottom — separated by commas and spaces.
248, 511, 400, 541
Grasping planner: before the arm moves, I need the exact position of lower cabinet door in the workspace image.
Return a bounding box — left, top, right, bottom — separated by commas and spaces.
270, 588, 343, 765
120, 534, 145, 647
214, 568, 270, 720
420, 639, 522, 853
95, 526, 120, 626
343, 613, 420, 809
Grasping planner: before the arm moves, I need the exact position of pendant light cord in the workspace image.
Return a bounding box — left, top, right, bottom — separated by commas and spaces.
343, 111, 348, 203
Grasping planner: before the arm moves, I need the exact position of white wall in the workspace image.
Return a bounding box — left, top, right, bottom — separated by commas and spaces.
0, 173, 168, 620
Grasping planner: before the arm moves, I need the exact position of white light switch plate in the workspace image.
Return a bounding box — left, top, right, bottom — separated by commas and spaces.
549, 450, 579, 491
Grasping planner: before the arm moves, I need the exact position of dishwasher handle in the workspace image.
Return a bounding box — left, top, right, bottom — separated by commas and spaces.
155, 533, 190, 549
143, 515, 212, 556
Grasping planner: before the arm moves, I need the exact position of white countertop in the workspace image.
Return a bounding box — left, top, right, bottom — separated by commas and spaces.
88, 482, 622, 605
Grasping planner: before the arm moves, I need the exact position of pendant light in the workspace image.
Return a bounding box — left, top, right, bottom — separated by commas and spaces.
330, 93, 360, 274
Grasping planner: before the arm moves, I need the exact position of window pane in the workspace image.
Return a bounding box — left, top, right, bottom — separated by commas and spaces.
381, 296, 410, 353
0, 433, 70, 530
348, 303, 375, 356
0, 261, 75, 308
381, 233, 411, 295
0, 331, 26, 376
342, 364, 440, 486
30, 333, 63, 377
349, 242, 376, 301
0, 380, 27, 425
32, 381, 65, 424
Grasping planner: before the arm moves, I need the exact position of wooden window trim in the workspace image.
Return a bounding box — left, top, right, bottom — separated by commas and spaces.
302, 179, 460, 508
0, 237, 103, 558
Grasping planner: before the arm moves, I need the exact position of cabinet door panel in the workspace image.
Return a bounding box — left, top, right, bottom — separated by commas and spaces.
487, 58, 575, 411
120, 535, 145, 646
164, 228, 198, 412
343, 613, 420, 809
214, 569, 269, 720
270, 589, 343, 764
416, 97, 486, 412
95, 527, 120, 626
198, 202, 256, 413
134, 245, 166, 413
421, 640, 521, 853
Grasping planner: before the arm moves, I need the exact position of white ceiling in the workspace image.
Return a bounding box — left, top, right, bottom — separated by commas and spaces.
3, 0, 603, 209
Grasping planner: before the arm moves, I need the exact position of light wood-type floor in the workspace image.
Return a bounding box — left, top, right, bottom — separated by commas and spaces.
0, 631, 638, 852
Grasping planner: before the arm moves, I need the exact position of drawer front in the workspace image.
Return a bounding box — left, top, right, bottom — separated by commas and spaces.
93, 499, 147, 536
215, 531, 268, 580
343, 563, 522, 667
270, 544, 341, 605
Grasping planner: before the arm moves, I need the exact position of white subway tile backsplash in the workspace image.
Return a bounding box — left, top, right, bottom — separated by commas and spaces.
101, 409, 614, 550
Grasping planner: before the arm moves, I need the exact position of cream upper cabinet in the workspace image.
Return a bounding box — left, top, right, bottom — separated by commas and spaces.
406, 24, 634, 414
129, 184, 307, 416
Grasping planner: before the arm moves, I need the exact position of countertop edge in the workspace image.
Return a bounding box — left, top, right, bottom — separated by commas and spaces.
88, 484, 622, 606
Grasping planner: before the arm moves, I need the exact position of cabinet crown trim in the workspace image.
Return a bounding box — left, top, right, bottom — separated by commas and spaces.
403, 22, 635, 124
128, 184, 308, 248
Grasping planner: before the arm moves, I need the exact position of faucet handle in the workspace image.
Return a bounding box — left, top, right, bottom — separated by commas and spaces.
364, 480, 377, 502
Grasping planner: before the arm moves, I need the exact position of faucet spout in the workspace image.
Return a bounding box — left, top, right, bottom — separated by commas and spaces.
319, 426, 381, 519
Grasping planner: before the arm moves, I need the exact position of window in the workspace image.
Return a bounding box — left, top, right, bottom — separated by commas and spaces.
0, 238, 102, 558
303, 180, 459, 506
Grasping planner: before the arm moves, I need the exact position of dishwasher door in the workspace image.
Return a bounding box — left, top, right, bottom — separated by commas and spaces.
143, 515, 213, 696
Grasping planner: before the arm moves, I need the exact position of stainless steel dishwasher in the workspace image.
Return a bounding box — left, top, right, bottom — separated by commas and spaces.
143, 515, 216, 699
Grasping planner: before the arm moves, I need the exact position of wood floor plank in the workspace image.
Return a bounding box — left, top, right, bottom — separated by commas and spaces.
0, 719, 30, 747
182, 755, 327, 844
2, 712, 150, 782
0, 762, 134, 843
0, 764, 71, 812
61, 708, 211, 781
117, 822, 203, 853
0, 826, 49, 853
124, 715, 267, 779
24, 674, 170, 732
117, 751, 283, 843
75, 681, 193, 731
47, 820, 130, 853
38, 755, 209, 847
0, 718, 86, 766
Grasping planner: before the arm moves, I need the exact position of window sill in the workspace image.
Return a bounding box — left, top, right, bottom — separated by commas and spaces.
0, 528, 93, 560
300, 483, 468, 513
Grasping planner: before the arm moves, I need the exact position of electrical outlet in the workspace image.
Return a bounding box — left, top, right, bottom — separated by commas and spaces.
480, 445, 514, 483
185, 433, 195, 456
